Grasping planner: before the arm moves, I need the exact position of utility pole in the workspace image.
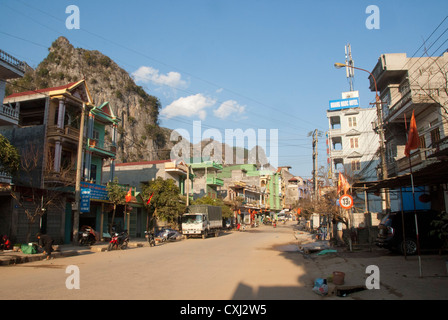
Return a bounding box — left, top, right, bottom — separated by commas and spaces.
73, 102, 86, 245
186, 163, 190, 207
311, 129, 320, 201
372, 96, 390, 212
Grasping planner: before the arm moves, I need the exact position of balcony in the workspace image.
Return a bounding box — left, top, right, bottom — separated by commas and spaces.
47, 125, 80, 142
87, 138, 117, 158
206, 176, 224, 186
44, 169, 76, 186
0, 170, 12, 184
0, 49, 25, 79
164, 160, 188, 175
396, 151, 425, 172
0, 104, 20, 126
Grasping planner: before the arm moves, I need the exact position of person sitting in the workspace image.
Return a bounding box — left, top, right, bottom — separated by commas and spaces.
36, 233, 54, 260
0, 235, 11, 250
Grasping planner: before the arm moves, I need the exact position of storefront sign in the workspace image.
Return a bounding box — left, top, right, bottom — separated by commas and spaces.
80, 188, 91, 212
80, 182, 109, 201
329, 97, 359, 110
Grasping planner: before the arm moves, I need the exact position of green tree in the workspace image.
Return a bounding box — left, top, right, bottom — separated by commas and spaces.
106, 177, 127, 233
142, 177, 186, 229
431, 211, 448, 250
0, 134, 20, 175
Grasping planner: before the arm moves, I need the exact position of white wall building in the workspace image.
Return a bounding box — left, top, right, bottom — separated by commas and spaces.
326, 92, 383, 220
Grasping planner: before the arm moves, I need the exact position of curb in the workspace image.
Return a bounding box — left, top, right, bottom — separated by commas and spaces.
0, 241, 147, 266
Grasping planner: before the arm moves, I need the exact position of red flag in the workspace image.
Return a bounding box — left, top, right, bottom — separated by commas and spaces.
337, 172, 350, 195
404, 110, 419, 157
125, 188, 132, 202
146, 192, 154, 205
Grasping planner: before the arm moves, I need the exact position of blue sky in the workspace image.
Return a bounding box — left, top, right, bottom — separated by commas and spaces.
1, 0, 447, 179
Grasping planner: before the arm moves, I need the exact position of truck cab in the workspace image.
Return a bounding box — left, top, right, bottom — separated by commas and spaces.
181, 205, 222, 239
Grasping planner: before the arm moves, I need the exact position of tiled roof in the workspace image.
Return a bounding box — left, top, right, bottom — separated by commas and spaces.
6, 81, 79, 99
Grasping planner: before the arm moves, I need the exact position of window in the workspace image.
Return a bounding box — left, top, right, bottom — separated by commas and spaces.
90, 164, 97, 182
430, 127, 440, 146
351, 160, 361, 171
419, 135, 426, 149
348, 117, 357, 127
350, 137, 359, 148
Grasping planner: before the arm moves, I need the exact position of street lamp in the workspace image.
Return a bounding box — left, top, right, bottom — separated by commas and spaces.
334, 63, 379, 101
334, 62, 390, 211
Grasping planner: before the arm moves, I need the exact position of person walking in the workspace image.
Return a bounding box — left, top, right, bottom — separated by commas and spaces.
36, 233, 54, 260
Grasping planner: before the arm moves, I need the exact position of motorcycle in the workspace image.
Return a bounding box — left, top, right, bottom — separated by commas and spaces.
156, 228, 181, 243
145, 230, 156, 247
78, 226, 96, 246
107, 230, 129, 251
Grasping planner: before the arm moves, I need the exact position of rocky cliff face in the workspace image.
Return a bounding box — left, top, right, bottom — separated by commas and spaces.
6, 36, 173, 163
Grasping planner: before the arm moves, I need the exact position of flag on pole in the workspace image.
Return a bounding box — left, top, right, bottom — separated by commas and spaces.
125, 188, 132, 202
405, 110, 419, 157
337, 172, 350, 195
146, 192, 154, 205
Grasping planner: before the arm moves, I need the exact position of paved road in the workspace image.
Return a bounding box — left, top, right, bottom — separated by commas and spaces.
0, 223, 312, 300
1, 222, 447, 301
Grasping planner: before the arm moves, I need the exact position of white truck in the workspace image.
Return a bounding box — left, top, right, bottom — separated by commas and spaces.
181, 205, 223, 239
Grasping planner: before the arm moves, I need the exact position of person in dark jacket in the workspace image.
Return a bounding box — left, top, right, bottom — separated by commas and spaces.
36, 233, 54, 260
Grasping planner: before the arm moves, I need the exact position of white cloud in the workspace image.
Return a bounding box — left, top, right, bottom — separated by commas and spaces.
132, 66, 187, 88
161, 94, 216, 120
213, 100, 246, 119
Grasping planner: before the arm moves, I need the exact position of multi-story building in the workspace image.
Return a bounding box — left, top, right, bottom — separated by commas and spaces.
326, 93, 383, 214
0, 49, 25, 184
102, 159, 191, 193
189, 160, 224, 199
217, 164, 281, 214
1, 79, 120, 243
367, 52, 448, 212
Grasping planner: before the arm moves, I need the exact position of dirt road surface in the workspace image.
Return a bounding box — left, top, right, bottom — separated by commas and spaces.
0, 221, 447, 301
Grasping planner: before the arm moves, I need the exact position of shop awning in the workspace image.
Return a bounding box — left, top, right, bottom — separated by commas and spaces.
353, 160, 448, 191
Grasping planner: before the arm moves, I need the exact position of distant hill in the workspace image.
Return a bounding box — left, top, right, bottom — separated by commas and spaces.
6, 36, 172, 163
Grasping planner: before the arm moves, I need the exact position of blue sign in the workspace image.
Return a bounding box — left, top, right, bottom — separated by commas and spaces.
80, 182, 109, 201
329, 97, 359, 110
80, 188, 91, 212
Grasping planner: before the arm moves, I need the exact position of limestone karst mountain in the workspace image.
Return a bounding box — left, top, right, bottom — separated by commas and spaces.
6, 36, 172, 163
5, 36, 273, 168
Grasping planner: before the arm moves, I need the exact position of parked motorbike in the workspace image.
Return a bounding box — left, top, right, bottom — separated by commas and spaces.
145, 230, 156, 247
156, 228, 181, 242
78, 226, 96, 246
107, 230, 129, 251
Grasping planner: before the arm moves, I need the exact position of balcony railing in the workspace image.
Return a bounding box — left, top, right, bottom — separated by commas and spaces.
88, 138, 117, 156
47, 125, 80, 142
1, 104, 20, 122
206, 176, 224, 186
0, 49, 26, 73
396, 151, 425, 172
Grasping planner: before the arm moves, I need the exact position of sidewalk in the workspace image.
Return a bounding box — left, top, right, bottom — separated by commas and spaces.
292, 226, 448, 299
0, 238, 148, 266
